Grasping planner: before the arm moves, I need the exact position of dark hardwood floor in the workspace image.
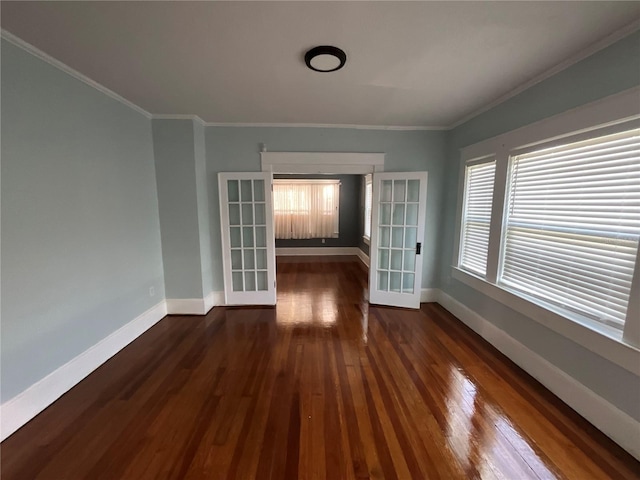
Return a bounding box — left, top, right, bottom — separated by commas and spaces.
2, 256, 638, 479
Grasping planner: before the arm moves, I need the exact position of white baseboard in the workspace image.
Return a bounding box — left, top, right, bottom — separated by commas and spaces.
420, 288, 438, 302
167, 298, 205, 315
0, 300, 168, 441
5, 287, 635, 459
204, 291, 224, 312
167, 291, 224, 315
436, 290, 640, 460
276, 246, 360, 256
356, 248, 369, 268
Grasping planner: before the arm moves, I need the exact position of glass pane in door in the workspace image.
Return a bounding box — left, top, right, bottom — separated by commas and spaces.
226, 178, 269, 294
220, 172, 275, 305
376, 180, 420, 293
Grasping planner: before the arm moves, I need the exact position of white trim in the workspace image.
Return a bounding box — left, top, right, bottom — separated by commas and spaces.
219, 172, 277, 306
273, 178, 340, 185
1, 29, 152, 119
263, 152, 385, 166
436, 290, 640, 460
4, 21, 638, 132
459, 86, 640, 159
205, 122, 445, 130
166, 293, 224, 315
276, 246, 361, 256
166, 298, 206, 315
356, 248, 370, 268
266, 164, 379, 175
166, 292, 224, 315
262, 152, 385, 175
452, 90, 640, 375
420, 288, 438, 303
362, 235, 370, 245
448, 19, 640, 129
203, 291, 224, 313
276, 246, 369, 266
153, 114, 205, 125
0, 300, 167, 441
452, 268, 640, 376
0, 28, 435, 131
369, 171, 428, 310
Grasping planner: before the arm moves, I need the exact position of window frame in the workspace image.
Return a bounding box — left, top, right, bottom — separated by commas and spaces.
272, 178, 340, 239
458, 157, 497, 277
363, 174, 372, 244
500, 129, 639, 330
452, 86, 640, 375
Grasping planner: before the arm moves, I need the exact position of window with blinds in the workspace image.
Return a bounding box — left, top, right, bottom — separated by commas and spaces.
459, 160, 496, 276
364, 175, 372, 239
500, 128, 640, 329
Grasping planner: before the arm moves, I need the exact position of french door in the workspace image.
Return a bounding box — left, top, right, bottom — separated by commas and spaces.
219, 172, 276, 305
369, 172, 428, 309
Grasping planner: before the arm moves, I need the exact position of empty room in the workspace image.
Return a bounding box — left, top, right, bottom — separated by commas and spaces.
1, 1, 640, 479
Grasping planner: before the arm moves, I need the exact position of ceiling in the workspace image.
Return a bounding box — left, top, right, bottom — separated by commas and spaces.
2, 1, 639, 128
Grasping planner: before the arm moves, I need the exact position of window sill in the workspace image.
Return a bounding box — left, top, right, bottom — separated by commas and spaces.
363, 236, 370, 245
451, 266, 640, 375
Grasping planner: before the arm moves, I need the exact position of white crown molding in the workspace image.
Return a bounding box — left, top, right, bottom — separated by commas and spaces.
152, 114, 206, 125
0, 300, 167, 441
203, 122, 447, 131
4, 20, 637, 132
448, 19, 640, 129
436, 290, 640, 460
1, 29, 153, 119
0, 31, 438, 129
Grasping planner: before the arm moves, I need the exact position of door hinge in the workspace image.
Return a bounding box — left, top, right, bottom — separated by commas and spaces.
416, 242, 422, 255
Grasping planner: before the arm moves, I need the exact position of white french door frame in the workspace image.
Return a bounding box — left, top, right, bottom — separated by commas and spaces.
369, 172, 428, 309
219, 172, 277, 305
218, 152, 390, 307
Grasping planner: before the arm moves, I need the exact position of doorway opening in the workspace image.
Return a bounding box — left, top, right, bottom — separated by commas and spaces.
218, 152, 428, 309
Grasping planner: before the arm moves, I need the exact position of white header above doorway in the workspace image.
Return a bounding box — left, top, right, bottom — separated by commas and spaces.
260, 152, 385, 175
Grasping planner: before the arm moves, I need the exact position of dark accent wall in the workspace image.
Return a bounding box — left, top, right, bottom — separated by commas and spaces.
274, 174, 361, 248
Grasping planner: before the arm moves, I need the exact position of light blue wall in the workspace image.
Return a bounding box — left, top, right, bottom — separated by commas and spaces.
4, 23, 636, 424
439, 31, 640, 420
1, 39, 164, 402
194, 122, 214, 296
152, 119, 204, 299
205, 127, 447, 290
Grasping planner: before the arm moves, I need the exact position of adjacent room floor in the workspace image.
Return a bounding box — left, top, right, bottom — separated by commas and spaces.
1, 256, 638, 479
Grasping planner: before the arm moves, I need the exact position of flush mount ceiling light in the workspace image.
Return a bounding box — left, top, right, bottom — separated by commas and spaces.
304, 46, 347, 73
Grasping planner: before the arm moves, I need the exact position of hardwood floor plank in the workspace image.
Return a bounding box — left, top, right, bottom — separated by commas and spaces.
2, 256, 638, 479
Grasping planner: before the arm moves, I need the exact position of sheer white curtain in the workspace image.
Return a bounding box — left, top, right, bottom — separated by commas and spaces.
273, 180, 340, 239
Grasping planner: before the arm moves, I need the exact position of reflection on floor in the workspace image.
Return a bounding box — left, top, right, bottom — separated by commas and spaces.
275, 255, 368, 326
1, 256, 638, 479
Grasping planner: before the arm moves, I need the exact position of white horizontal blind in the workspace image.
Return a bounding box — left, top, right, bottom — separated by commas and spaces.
460, 160, 496, 276
273, 179, 340, 239
501, 128, 640, 329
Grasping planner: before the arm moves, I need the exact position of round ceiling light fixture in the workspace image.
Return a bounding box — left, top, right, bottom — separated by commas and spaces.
304, 46, 347, 73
